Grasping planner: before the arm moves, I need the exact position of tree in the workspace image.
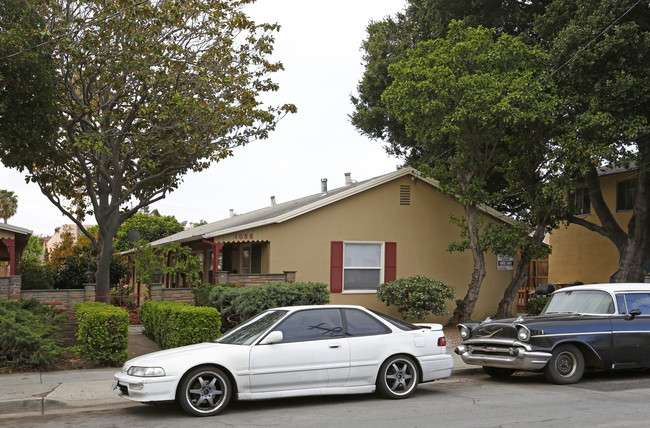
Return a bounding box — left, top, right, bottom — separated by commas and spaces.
115, 211, 184, 252
350, 0, 551, 165
0, 0, 295, 302
0, 0, 61, 169
535, 0, 650, 282
0, 190, 18, 223
382, 22, 560, 322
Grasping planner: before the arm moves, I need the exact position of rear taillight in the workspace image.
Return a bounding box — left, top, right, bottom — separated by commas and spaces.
437, 336, 447, 347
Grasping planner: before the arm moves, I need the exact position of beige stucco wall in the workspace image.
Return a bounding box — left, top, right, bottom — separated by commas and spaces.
213, 175, 515, 323
547, 171, 635, 284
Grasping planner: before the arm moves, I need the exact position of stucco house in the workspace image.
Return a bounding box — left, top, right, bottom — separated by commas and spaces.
142, 167, 523, 322
548, 164, 649, 284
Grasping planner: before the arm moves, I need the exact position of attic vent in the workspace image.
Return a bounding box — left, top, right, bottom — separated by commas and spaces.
399, 185, 411, 205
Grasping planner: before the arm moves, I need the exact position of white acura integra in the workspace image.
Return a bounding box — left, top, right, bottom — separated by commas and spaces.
113, 304, 453, 416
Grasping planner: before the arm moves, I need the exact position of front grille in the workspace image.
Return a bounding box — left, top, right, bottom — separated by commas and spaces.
469, 344, 513, 357
119, 384, 129, 396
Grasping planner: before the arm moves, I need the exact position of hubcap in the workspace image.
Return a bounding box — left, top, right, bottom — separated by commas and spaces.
386, 360, 414, 393
556, 352, 576, 377
187, 374, 224, 412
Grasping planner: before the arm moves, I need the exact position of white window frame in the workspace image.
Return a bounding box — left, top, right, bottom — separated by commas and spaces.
342, 241, 384, 294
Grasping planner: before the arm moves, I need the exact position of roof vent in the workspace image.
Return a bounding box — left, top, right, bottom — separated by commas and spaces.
321, 178, 328, 195
344, 172, 352, 186
229, 209, 235, 217
271, 196, 276, 206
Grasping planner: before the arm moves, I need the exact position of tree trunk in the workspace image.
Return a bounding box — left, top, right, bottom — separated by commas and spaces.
495, 221, 548, 318
570, 149, 650, 283
94, 211, 121, 303
451, 204, 487, 324
495, 257, 530, 318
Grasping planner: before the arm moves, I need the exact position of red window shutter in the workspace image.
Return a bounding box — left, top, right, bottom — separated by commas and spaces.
384, 242, 397, 283
330, 241, 344, 293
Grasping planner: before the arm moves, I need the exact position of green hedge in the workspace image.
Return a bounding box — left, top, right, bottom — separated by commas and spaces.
208, 282, 329, 329
73, 302, 129, 366
140, 301, 221, 349
0, 298, 67, 373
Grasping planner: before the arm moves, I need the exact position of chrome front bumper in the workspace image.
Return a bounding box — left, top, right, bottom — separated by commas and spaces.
454, 344, 551, 371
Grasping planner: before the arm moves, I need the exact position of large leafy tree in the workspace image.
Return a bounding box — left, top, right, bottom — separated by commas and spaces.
535, 0, 650, 282
0, 0, 295, 302
0, 0, 61, 169
350, 0, 551, 165
382, 22, 560, 322
0, 190, 18, 223
115, 211, 183, 252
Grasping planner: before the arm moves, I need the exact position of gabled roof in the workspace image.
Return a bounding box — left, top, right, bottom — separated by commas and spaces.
0, 223, 32, 237
144, 167, 516, 248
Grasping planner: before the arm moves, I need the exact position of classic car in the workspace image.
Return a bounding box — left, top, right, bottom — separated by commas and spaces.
114, 304, 453, 417
454, 283, 650, 384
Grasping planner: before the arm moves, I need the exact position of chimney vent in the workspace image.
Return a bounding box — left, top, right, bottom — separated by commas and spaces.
229, 209, 235, 217
344, 172, 352, 186
271, 196, 276, 206
321, 178, 328, 195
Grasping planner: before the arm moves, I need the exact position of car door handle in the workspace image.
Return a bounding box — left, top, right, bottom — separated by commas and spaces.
329, 344, 341, 348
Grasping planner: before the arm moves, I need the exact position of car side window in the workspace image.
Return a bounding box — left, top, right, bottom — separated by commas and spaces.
343, 309, 390, 336
622, 293, 650, 315
616, 294, 628, 314
273, 309, 344, 343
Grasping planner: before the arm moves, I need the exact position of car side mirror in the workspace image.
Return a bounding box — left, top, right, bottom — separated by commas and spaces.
260, 330, 283, 345
626, 309, 642, 320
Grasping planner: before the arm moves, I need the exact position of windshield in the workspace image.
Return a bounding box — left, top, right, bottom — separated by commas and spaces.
216, 310, 288, 345
542, 290, 615, 315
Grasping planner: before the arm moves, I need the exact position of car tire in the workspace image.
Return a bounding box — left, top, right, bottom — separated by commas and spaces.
376, 355, 419, 399
544, 344, 585, 384
482, 366, 515, 378
178, 366, 232, 417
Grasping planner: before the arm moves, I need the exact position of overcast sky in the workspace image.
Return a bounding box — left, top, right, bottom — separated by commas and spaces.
0, 0, 407, 236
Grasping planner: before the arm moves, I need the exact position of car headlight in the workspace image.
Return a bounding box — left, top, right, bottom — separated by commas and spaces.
127, 366, 166, 377
516, 325, 531, 342
458, 324, 471, 340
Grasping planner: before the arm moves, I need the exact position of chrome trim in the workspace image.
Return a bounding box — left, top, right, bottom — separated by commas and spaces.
532, 331, 612, 338
455, 346, 552, 371
462, 338, 533, 351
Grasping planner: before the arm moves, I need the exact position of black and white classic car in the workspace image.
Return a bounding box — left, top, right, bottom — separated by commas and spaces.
454, 283, 650, 384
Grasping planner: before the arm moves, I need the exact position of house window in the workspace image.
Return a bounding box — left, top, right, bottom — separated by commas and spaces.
568, 188, 590, 215
330, 241, 396, 293
616, 178, 635, 211
343, 242, 383, 291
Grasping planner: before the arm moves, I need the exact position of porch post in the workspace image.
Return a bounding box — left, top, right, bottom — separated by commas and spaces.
202, 240, 224, 285
1, 239, 16, 275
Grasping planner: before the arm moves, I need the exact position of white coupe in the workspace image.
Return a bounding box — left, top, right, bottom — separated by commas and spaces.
113, 305, 453, 416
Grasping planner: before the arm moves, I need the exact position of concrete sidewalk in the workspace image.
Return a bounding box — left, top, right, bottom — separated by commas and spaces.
0, 328, 480, 419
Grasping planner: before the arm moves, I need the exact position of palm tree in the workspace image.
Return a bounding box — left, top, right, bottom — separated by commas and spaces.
0, 190, 18, 223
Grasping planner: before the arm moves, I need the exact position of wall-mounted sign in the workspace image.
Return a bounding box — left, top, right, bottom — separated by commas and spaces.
497, 254, 514, 271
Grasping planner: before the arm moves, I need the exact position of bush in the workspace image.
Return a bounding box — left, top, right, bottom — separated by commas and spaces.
525, 296, 550, 316
377, 275, 456, 321
0, 299, 67, 373
73, 302, 129, 366
18, 255, 53, 290
208, 282, 329, 330
140, 301, 221, 349
192, 283, 220, 307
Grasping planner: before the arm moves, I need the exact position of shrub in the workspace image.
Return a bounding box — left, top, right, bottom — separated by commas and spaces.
377, 275, 456, 321
0, 299, 67, 373
18, 257, 53, 289
73, 302, 129, 366
208, 282, 329, 330
192, 283, 219, 307
525, 296, 550, 316
140, 301, 221, 349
